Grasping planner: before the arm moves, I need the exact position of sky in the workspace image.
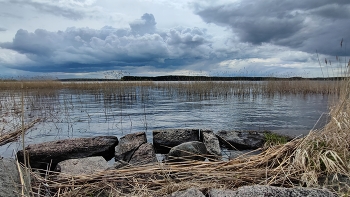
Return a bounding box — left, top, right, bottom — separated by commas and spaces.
0, 0, 349, 79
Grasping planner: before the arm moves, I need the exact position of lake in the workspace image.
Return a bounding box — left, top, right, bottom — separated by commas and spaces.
0, 81, 334, 158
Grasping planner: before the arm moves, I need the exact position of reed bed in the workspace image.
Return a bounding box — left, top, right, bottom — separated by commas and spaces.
0, 80, 341, 98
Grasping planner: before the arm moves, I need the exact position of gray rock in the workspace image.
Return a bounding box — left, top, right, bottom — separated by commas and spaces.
129, 143, 157, 165
319, 173, 350, 194
153, 129, 200, 153
168, 141, 207, 161
168, 187, 205, 197
209, 185, 337, 197
115, 132, 147, 162
17, 136, 118, 170
216, 130, 265, 150
200, 129, 222, 159
0, 158, 21, 197
208, 188, 236, 197
57, 156, 109, 175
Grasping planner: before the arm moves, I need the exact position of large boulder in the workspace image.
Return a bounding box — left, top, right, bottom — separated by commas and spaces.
0, 158, 21, 197
216, 130, 265, 150
168, 188, 205, 197
153, 129, 200, 153
115, 132, 147, 162
17, 136, 118, 170
200, 129, 221, 159
168, 141, 207, 161
208, 185, 336, 197
129, 143, 157, 165
56, 156, 109, 176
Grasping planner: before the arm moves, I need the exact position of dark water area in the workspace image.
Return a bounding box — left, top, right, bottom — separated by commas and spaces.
0, 85, 333, 158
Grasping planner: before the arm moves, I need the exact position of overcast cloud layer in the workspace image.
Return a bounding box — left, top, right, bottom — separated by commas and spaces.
0, 0, 349, 78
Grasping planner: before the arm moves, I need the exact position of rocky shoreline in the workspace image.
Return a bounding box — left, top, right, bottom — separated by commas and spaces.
0, 129, 337, 196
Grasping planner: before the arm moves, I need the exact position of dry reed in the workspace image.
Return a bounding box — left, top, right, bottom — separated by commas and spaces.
0, 118, 40, 146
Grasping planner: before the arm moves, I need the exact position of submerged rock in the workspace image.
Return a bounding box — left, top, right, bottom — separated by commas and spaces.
153, 129, 200, 153
17, 136, 118, 170
200, 129, 222, 159
57, 156, 109, 175
168, 141, 207, 161
115, 132, 147, 162
216, 130, 265, 150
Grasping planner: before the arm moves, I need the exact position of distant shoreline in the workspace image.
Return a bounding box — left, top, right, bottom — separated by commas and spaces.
1, 75, 346, 82
57, 75, 347, 82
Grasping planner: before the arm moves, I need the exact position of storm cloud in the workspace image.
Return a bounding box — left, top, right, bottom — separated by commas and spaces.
0, 14, 216, 73
194, 0, 350, 56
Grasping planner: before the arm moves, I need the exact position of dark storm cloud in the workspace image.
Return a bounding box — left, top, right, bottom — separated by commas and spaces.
194, 0, 350, 56
0, 27, 6, 31
0, 14, 215, 73
9, 0, 87, 20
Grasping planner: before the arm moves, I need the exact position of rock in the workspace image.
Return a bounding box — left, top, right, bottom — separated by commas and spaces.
168, 141, 207, 161
168, 188, 205, 197
208, 185, 336, 197
208, 188, 236, 197
110, 160, 129, 169
200, 129, 221, 159
319, 173, 350, 194
17, 136, 118, 170
129, 143, 157, 165
153, 129, 200, 153
216, 130, 265, 150
115, 132, 147, 162
57, 156, 109, 175
0, 158, 21, 197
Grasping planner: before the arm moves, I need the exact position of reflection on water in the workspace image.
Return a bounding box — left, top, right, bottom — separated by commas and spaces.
0, 85, 333, 158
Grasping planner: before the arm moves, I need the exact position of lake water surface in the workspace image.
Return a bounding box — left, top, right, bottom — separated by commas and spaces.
0, 82, 333, 158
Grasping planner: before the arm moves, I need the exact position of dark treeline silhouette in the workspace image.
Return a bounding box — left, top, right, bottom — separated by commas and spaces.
121, 75, 346, 81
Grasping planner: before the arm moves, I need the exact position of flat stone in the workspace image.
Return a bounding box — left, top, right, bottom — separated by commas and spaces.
129, 143, 157, 166
200, 129, 222, 159
168, 187, 205, 197
115, 132, 147, 162
17, 136, 118, 170
168, 141, 207, 161
153, 129, 200, 153
57, 156, 109, 175
209, 185, 337, 197
216, 130, 265, 150
0, 158, 21, 197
